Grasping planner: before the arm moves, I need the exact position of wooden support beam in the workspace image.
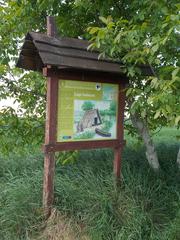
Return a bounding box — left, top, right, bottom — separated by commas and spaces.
43, 16, 58, 217
114, 147, 123, 180
43, 73, 58, 217
47, 16, 57, 37
113, 83, 126, 181
43, 152, 55, 216
42, 140, 126, 153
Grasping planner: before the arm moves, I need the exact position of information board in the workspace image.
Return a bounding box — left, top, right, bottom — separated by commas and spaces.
57, 80, 119, 142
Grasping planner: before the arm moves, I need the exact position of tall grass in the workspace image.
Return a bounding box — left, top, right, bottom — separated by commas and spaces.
54, 141, 179, 240
0, 128, 179, 239
0, 151, 43, 240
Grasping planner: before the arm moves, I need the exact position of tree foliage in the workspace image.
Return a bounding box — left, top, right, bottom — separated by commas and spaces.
87, 1, 180, 130
81, 101, 95, 111
0, 0, 179, 154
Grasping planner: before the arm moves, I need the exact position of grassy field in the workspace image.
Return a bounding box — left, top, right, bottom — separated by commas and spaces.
0, 128, 179, 240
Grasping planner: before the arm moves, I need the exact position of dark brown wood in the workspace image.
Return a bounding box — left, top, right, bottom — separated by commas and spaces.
28, 31, 89, 50
39, 52, 124, 73
113, 83, 126, 180
47, 16, 57, 37
114, 147, 123, 179
44, 67, 128, 84
43, 140, 126, 152
43, 17, 58, 217
117, 84, 126, 141
23, 40, 36, 50
43, 73, 58, 216
43, 152, 55, 216
18, 54, 37, 70
44, 75, 58, 143
17, 31, 154, 76
34, 42, 100, 60
21, 49, 38, 56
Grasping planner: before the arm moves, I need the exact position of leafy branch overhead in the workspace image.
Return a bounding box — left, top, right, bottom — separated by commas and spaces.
87, 4, 180, 127
0, 0, 179, 159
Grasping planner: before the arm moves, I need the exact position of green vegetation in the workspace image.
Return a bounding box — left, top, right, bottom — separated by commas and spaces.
0, 128, 179, 239
100, 101, 117, 118
82, 101, 95, 111
101, 120, 113, 132
0, 149, 43, 240
0, 0, 179, 173
0, 2, 179, 238
74, 131, 95, 140
109, 101, 117, 116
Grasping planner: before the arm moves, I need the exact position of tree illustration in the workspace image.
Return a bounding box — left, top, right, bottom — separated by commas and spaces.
81, 101, 95, 111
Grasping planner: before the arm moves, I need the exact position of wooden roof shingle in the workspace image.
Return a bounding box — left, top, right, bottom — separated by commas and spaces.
17, 31, 153, 75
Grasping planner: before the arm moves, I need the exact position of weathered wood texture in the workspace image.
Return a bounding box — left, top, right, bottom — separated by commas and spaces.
43, 152, 55, 216
43, 73, 58, 216
17, 31, 154, 76
43, 140, 126, 152
114, 147, 123, 179
47, 16, 57, 37
113, 83, 126, 180
117, 84, 126, 142
43, 68, 129, 84
43, 17, 58, 217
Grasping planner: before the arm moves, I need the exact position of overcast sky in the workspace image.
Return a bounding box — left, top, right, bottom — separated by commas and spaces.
0, 98, 19, 110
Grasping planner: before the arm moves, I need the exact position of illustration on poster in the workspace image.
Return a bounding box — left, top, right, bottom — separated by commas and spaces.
57, 80, 118, 142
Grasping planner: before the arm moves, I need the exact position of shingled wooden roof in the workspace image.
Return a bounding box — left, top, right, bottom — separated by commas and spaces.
17, 31, 153, 75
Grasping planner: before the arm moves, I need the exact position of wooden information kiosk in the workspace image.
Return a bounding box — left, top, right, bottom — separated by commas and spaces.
17, 17, 152, 216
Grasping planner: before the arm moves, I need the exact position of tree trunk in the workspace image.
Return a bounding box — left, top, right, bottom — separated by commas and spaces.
130, 112, 160, 172
177, 146, 180, 169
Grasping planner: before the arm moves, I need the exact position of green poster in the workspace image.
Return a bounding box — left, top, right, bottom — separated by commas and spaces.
57, 80, 119, 142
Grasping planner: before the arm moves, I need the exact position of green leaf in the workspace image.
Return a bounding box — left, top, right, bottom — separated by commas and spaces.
98, 30, 105, 39
172, 68, 179, 80
89, 27, 99, 34
162, 36, 168, 45
114, 32, 121, 43
126, 88, 132, 96
99, 16, 108, 25
98, 52, 105, 60
107, 15, 113, 23
87, 43, 95, 50
141, 110, 146, 118
154, 110, 161, 119
166, 105, 172, 113
175, 116, 180, 126
151, 44, 159, 53
162, 109, 168, 118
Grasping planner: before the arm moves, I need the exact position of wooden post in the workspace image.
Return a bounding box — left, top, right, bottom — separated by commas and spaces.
47, 16, 57, 37
43, 16, 57, 217
114, 83, 126, 182
114, 147, 122, 179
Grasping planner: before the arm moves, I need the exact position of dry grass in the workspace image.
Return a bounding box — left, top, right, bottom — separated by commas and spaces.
35, 209, 90, 240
